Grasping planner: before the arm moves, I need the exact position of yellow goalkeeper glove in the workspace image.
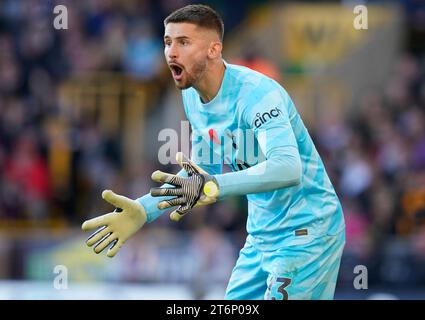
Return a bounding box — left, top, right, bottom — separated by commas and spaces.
81, 190, 147, 257
150, 152, 219, 222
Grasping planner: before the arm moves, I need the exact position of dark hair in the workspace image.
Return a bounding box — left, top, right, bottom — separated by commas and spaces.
164, 4, 224, 41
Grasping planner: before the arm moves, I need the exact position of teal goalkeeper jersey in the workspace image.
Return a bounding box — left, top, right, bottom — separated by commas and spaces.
138, 60, 345, 250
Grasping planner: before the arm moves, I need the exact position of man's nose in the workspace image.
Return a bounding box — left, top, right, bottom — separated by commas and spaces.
167, 43, 178, 59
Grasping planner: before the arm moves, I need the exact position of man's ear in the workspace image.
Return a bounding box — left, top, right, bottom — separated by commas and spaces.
208, 41, 222, 59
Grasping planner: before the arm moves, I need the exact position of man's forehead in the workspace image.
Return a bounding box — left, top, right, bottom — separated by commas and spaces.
164, 22, 200, 38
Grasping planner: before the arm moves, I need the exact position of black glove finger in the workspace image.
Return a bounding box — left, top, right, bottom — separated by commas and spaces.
150, 187, 183, 197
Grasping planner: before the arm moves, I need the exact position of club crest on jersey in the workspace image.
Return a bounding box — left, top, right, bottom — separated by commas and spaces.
253, 107, 283, 128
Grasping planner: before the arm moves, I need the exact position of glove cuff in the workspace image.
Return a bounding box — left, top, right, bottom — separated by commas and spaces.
203, 177, 219, 198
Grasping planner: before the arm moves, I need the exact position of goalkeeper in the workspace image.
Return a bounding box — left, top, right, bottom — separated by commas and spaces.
82, 4, 345, 300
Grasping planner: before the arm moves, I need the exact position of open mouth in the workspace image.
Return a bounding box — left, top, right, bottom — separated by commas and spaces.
169, 63, 184, 80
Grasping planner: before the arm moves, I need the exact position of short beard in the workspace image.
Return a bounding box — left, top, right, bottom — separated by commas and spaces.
177, 59, 207, 90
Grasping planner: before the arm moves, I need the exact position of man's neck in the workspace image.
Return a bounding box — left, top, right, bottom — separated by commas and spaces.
194, 60, 226, 104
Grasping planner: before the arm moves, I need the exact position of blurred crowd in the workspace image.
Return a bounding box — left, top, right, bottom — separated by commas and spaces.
0, 0, 425, 289
313, 53, 425, 287
0, 0, 253, 223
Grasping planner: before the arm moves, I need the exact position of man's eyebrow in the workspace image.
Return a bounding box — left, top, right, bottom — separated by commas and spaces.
164, 35, 191, 40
